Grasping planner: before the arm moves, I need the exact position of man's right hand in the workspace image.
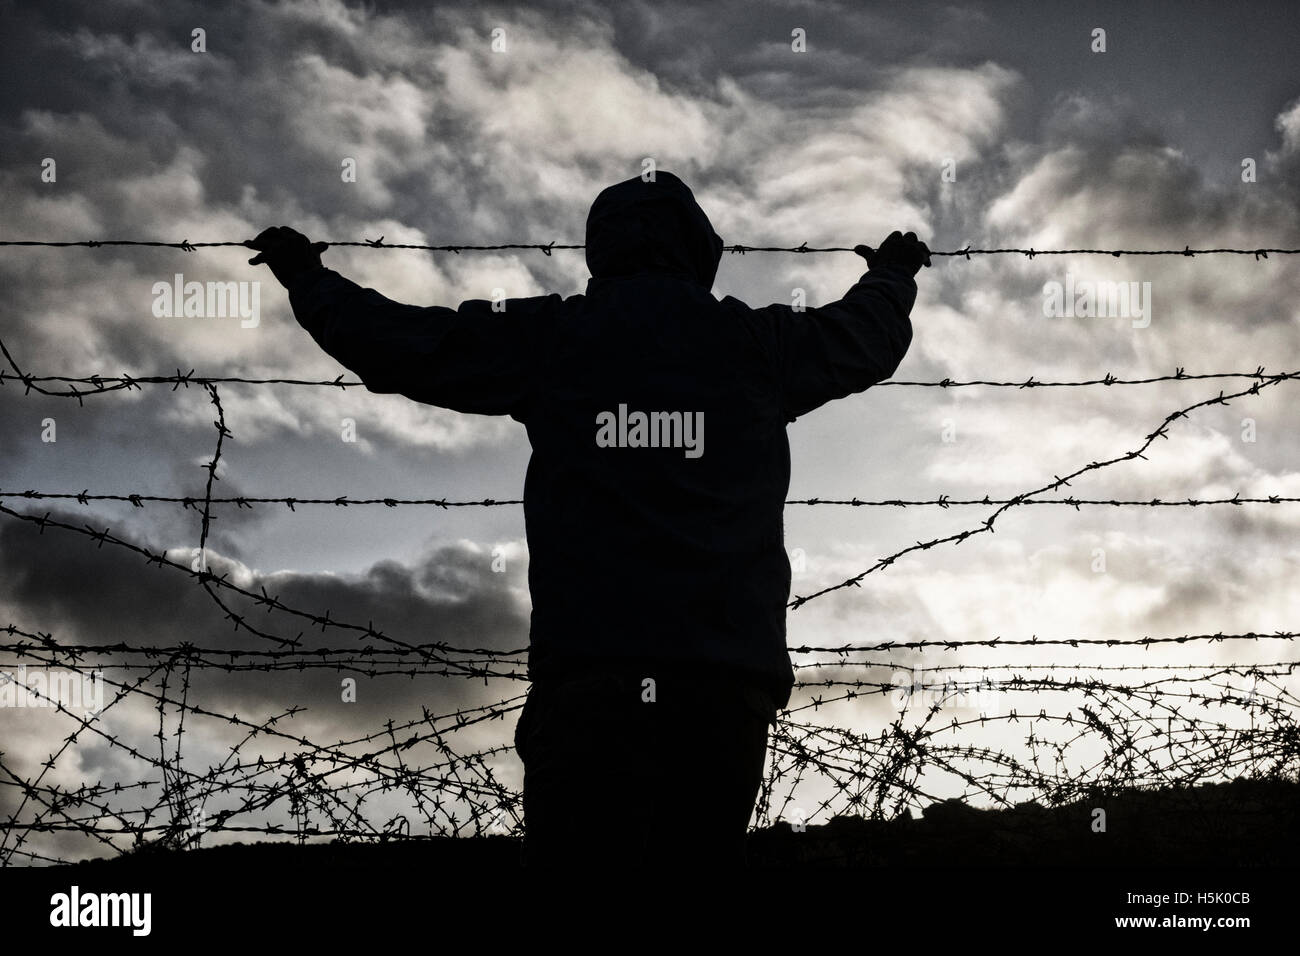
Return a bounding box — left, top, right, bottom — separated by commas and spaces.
854, 231, 932, 277
246, 226, 328, 288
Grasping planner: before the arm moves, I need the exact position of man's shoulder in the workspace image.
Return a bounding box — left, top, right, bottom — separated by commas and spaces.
716, 293, 751, 312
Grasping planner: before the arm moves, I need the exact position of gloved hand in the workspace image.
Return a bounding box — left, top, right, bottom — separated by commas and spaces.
854, 231, 932, 277
245, 226, 328, 287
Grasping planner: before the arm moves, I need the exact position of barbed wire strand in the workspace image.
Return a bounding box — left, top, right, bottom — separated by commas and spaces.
3, 488, 1298, 510
0, 238, 1297, 259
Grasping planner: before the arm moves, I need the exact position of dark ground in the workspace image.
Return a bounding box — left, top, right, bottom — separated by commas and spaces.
5, 778, 1295, 939
71, 776, 1299, 870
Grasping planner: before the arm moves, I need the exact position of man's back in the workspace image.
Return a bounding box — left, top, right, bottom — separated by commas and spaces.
521, 272, 795, 706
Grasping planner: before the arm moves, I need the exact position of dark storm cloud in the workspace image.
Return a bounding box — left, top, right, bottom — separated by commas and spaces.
0, 500, 528, 646
0, 503, 529, 708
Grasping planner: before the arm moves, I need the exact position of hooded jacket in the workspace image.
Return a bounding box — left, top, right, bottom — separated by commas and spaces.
287, 172, 915, 709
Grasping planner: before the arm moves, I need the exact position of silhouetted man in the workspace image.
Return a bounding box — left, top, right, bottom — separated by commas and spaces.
248, 171, 928, 868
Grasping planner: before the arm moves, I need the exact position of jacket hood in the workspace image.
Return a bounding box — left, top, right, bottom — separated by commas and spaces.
584, 171, 724, 289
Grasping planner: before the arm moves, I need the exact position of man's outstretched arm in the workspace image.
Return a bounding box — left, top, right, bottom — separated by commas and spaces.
750, 230, 928, 422
247, 226, 554, 418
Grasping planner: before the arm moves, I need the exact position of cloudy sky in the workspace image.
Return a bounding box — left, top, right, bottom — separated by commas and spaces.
2, 0, 1299, 861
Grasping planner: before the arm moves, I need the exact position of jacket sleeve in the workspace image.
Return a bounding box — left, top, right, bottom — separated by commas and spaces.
749, 265, 916, 422
285, 268, 557, 419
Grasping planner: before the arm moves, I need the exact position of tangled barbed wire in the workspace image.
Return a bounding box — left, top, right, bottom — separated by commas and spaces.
1, 236, 1298, 865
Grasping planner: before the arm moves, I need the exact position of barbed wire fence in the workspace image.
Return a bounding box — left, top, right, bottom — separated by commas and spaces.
1, 239, 1298, 865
